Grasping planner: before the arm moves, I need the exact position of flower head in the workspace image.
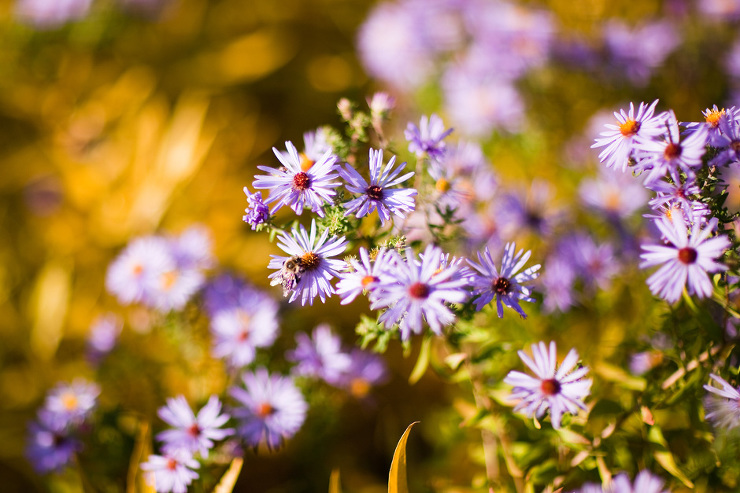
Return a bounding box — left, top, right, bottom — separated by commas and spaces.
140, 450, 200, 493
504, 341, 591, 429
267, 220, 348, 305
467, 243, 541, 317
340, 149, 416, 225
156, 396, 233, 457
242, 187, 271, 230
372, 245, 469, 340
44, 379, 100, 426
26, 410, 81, 474
86, 313, 123, 364
335, 247, 397, 305
210, 300, 279, 368
405, 114, 453, 160
337, 349, 389, 399
704, 373, 740, 430
229, 369, 308, 449
640, 216, 730, 303
287, 324, 352, 385
253, 141, 340, 217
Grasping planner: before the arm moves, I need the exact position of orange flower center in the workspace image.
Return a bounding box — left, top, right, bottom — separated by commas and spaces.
299, 153, 314, 172
300, 252, 321, 271
619, 119, 640, 136
361, 275, 378, 287
436, 178, 451, 193
257, 402, 275, 417
706, 109, 725, 127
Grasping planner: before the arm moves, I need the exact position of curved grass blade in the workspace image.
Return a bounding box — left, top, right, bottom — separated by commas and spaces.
388, 421, 420, 493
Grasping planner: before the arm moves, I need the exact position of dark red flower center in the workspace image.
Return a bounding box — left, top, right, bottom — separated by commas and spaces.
677, 247, 698, 264
293, 172, 312, 191
187, 424, 201, 437
493, 277, 511, 295
366, 185, 384, 200
166, 458, 178, 470
408, 282, 430, 299
540, 378, 561, 396
664, 143, 682, 160
731, 140, 740, 153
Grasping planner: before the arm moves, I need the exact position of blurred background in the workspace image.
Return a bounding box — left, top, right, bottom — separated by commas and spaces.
2, 0, 740, 491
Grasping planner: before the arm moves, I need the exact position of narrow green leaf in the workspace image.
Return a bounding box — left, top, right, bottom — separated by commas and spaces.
408, 336, 431, 385
388, 421, 419, 493
328, 468, 342, 493
654, 451, 694, 488
212, 458, 244, 493
126, 422, 156, 493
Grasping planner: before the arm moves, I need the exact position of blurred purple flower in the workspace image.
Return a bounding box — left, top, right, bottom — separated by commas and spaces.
704, 373, 740, 430
603, 20, 680, 85
579, 167, 648, 219
405, 114, 453, 160
86, 313, 123, 364
16, 0, 92, 28
26, 410, 81, 474
711, 107, 740, 167
156, 395, 233, 457
229, 369, 308, 449
267, 220, 347, 305
340, 149, 416, 225
253, 141, 340, 217
106, 236, 174, 306
44, 379, 100, 426
338, 349, 389, 398
640, 216, 730, 303
504, 341, 591, 429
541, 255, 577, 313
210, 301, 279, 368
287, 324, 352, 386
140, 450, 200, 493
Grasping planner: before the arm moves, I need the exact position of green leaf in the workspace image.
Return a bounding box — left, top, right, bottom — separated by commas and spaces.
328, 469, 342, 493
648, 426, 694, 488
388, 421, 419, 493
211, 458, 243, 493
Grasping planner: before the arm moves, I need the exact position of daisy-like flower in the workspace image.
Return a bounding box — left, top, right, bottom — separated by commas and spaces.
26, 410, 81, 474
337, 349, 389, 399
504, 341, 591, 429
229, 369, 308, 449
44, 379, 100, 425
371, 245, 469, 340
267, 220, 348, 305
287, 324, 352, 386
253, 141, 340, 217
634, 111, 708, 185
640, 216, 730, 303
210, 301, 279, 368
340, 149, 417, 225
591, 100, 666, 172
684, 105, 733, 147
712, 107, 740, 167
703, 373, 740, 430
106, 236, 174, 306
578, 167, 648, 219
86, 313, 123, 365
156, 395, 233, 457
140, 450, 200, 493
169, 225, 214, 271
467, 243, 541, 318
405, 114, 453, 160
335, 247, 396, 305
576, 471, 667, 493
242, 187, 271, 230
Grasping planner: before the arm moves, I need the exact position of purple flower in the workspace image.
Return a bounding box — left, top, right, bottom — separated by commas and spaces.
603, 20, 679, 85
591, 100, 667, 172
541, 255, 577, 313
267, 220, 348, 305
405, 114, 453, 160
340, 149, 416, 225
577, 471, 668, 493
156, 395, 233, 457
497, 180, 563, 238
26, 410, 81, 474
16, 0, 92, 28
44, 379, 100, 426
335, 247, 396, 305
640, 216, 730, 303
712, 107, 740, 167
372, 245, 469, 340
467, 243, 541, 318
210, 302, 279, 368
684, 105, 733, 147
287, 324, 352, 385
242, 187, 271, 230
169, 226, 214, 271
229, 369, 308, 449
704, 374, 740, 430
367, 92, 395, 120
106, 236, 175, 306
140, 450, 200, 493
634, 111, 708, 185
86, 313, 123, 364
337, 349, 389, 398
579, 167, 648, 219
253, 141, 340, 217
504, 341, 591, 429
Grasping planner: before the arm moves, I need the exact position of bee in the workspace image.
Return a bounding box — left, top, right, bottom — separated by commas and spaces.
270, 255, 307, 297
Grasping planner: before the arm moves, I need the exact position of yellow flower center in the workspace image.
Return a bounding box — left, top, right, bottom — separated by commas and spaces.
436, 178, 451, 193
706, 108, 725, 128
619, 119, 640, 137
61, 392, 79, 411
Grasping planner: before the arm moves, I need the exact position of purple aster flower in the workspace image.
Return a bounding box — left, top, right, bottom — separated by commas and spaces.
202, 273, 269, 317
647, 179, 710, 227
634, 111, 708, 185
497, 180, 563, 239
559, 234, 619, 292
704, 373, 740, 430
340, 149, 416, 225
169, 225, 214, 271
427, 160, 474, 210
44, 379, 100, 426
467, 243, 541, 318
337, 349, 389, 398
335, 247, 396, 305
629, 350, 664, 376
287, 324, 352, 386
253, 141, 340, 217
591, 100, 667, 172
504, 341, 591, 429
143, 264, 205, 313
684, 105, 734, 147
576, 471, 668, 493
405, 114, 453, 160
16, 0, 92, 28
640, 216, 730, 303
267, 220, 347, 305
26, 410, 81, 474
106, 236, 175, 306
371, 245, 469, 340
712, 107, 740, 167
603, 20, 679, 85
229, 369, 308, 449
140, 450, 200, 493
86, 313, 123, 364
242, 187, 271, 230
541, 255, 577, 313
156, 395, 233, 457
210, 301, 279, 368
579, 167, 648, 219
